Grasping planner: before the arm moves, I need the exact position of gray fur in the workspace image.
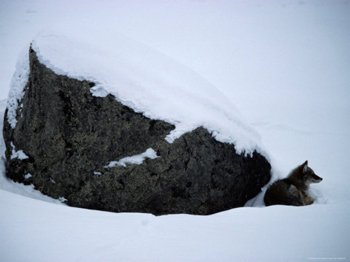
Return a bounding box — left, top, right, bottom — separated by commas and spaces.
264, 161, 322, 206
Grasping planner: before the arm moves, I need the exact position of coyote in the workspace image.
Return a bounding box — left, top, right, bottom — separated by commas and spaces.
264, 161, 322, 206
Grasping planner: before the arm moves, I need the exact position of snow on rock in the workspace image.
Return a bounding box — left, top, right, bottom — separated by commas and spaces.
24, 173, 32, 180
2, 48, 271, 215
93, 171, 102, 176
2, 33, 271, 215
6, 49, 30, 129
10, 142, 29, 160
27, 30, 263, 155
105, 148, 158, 168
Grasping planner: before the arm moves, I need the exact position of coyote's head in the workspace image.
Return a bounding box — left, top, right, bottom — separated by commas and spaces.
301, 160, 323, 184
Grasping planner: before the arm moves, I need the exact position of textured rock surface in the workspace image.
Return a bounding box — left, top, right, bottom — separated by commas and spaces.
3, 48, 271, 215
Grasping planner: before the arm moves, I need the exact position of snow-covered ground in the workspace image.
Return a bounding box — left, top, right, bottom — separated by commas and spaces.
1, 0, 350, 261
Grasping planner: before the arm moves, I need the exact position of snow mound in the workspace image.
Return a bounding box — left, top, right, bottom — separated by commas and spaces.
17, 30, 265, 155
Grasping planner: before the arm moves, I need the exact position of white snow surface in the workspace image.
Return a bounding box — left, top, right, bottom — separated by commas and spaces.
1, 0, 350, 261
105, 148, 158, 168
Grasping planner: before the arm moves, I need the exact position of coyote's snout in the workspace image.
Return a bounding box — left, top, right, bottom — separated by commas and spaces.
264, 161, 322, 206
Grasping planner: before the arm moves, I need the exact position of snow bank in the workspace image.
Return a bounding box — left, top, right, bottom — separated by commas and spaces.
0, 188, 348, 262
24, 30, 263, 155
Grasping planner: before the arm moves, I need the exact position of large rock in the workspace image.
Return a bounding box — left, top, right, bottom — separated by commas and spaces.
3, 48, 271, 215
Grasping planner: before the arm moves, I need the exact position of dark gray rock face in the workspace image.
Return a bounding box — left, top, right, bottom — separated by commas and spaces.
3, 48, 271, 215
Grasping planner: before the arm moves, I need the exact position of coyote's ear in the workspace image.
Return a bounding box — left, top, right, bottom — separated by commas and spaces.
302, 160, 308, 173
